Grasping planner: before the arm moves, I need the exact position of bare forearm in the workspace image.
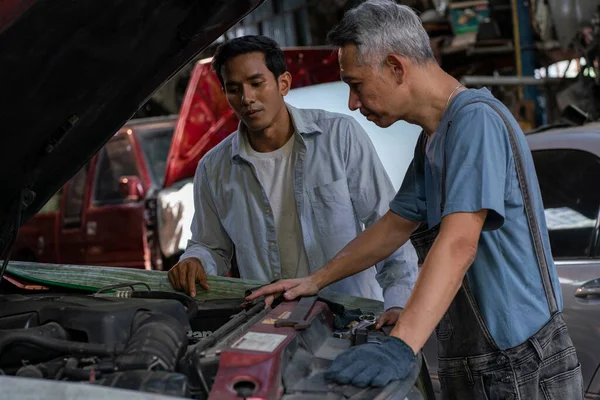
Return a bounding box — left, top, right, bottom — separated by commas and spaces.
313, 211, 417, 289
390, 213, 483, 353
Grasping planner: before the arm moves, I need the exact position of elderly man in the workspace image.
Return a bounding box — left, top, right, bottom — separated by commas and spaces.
247, 1, 583, 398
168, 35, 417, 317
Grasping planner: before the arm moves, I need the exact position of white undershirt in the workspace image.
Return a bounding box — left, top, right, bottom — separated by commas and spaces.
242, 133, 311, 279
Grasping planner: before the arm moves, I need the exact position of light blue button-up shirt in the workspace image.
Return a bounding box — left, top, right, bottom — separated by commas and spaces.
180, 104, 417, 310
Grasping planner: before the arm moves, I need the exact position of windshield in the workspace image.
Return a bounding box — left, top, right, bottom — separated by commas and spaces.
136, 126, 175, 187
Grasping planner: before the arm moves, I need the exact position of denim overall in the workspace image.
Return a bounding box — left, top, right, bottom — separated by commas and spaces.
409, 100, 583, 399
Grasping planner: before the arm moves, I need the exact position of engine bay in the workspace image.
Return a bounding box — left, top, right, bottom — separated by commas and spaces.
0, 286, 432, 399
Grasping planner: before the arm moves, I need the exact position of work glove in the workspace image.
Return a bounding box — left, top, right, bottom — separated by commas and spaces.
325, 336, 417, 388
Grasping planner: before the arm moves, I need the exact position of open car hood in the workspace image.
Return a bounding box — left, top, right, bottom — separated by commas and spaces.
0, 0, 265, 251
163, 47, 340, 188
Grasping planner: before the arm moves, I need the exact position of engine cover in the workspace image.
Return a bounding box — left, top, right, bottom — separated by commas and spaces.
0, 294, 190, 345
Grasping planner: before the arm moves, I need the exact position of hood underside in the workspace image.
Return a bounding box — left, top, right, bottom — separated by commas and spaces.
0, 0, 264, 251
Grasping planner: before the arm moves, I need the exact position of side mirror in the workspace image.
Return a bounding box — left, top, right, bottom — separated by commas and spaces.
118, 176, 144, 202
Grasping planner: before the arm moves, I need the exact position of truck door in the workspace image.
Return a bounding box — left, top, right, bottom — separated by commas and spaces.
14, 189, 62, 263
58, 165, 90, 265
84, 134, 147, 269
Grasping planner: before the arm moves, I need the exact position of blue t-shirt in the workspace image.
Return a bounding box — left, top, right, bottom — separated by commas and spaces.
390, 88, 563, 350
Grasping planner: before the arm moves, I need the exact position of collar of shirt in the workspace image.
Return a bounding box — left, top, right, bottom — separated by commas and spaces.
231, 103, 323, 162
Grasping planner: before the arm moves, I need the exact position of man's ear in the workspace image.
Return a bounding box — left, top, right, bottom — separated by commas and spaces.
385, 54, 406, 85
278, 71, 292, 96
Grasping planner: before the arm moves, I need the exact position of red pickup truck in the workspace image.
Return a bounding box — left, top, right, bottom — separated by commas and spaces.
14, 48, 340, 270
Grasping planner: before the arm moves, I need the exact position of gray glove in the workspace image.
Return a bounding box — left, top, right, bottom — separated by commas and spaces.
325, 336, 417, 388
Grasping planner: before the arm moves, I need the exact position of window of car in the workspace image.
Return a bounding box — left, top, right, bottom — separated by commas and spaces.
533, 149, 600, 259
39, 189, 62, 214
92, 135, 139, 206
63, 166, 88, 228
136, 126, 174, 186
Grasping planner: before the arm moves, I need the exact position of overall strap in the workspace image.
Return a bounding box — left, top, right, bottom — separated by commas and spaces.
445, 99, 558, 314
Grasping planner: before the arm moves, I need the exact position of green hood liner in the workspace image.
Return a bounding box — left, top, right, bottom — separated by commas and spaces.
5, 262, 384, 315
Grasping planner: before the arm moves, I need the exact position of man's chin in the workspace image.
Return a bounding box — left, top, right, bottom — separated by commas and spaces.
375, 119, 395, 128
366, 116, 392, 128
372, 114, 399, 128
242, 119, 267, 132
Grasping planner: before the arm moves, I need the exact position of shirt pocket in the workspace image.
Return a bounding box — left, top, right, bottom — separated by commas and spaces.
308, 178, 357, 238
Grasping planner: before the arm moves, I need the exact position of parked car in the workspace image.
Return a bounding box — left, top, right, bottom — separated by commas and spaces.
525, 123, 600, 398
13, 105, 238, 271
15, 116, 178, 270
14, 48, 342, 271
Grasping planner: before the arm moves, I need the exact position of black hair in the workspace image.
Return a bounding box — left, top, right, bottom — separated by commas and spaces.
211, 35, 287, 87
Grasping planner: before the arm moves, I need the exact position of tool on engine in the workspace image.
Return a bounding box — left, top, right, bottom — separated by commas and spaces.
333, 313, 378, 344
352, 314, 376, 333
333, 313, 375, 335
354, 328, 369, 346
274, 295, 318, 330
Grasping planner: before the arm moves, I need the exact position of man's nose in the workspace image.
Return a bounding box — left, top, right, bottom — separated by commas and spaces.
348, 90, 361, 111
241, 86, 255, 105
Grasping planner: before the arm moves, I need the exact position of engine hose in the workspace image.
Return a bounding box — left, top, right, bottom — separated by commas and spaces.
116, 310, 187, 372
64, 366, 95, 381
63, 357, 101, 381
0, 323, 125, 357
113, 290, 198, 320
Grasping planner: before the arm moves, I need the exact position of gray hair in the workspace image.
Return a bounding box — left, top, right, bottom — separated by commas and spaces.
327, 0, 435, 66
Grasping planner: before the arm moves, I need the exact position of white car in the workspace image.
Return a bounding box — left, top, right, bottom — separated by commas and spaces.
286, 81, 422, 191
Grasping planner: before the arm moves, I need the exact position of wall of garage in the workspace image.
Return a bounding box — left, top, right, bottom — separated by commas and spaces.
225, 0, 313, 47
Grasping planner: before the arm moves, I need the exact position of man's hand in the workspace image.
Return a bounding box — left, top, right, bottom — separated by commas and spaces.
375, 307, 403, 330
168, 258, 209, 297
244, 276, 320, 307
325, 336, 416, 388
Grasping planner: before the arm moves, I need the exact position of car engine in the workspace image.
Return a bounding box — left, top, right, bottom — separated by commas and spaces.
0, 288, 432, 399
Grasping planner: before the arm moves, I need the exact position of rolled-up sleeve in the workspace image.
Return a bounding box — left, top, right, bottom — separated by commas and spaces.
179, 162, 233, 276
344, 118, 418, 310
